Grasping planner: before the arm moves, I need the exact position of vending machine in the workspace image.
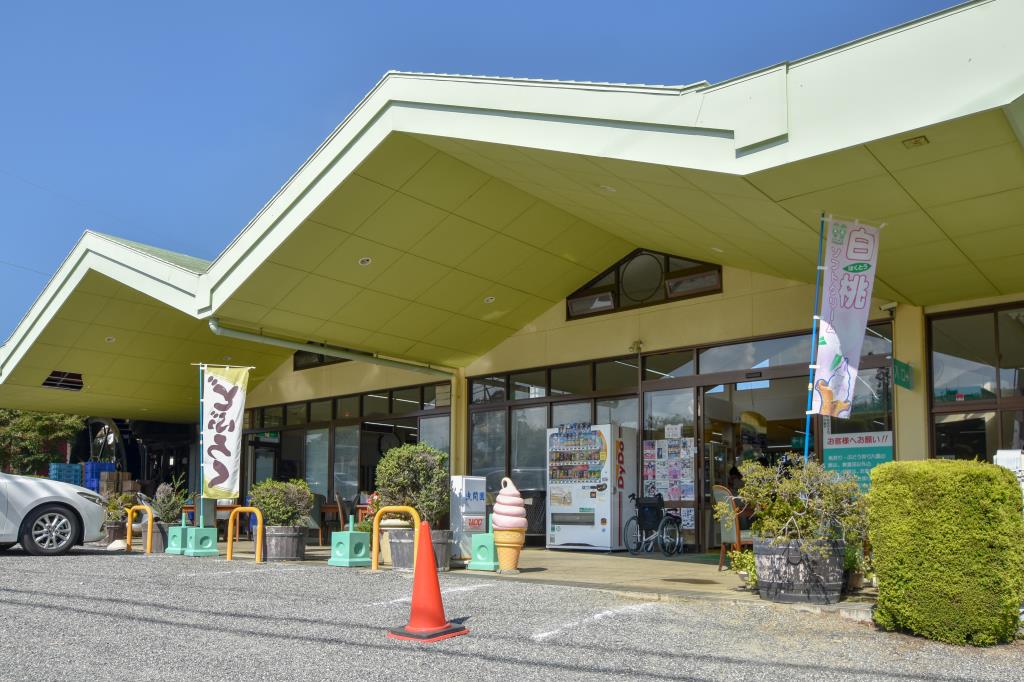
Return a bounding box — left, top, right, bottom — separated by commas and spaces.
545, 423, 636, 550
450, 475, 486, 561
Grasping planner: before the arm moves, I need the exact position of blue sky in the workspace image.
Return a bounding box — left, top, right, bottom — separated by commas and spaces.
0, 1, 957, 339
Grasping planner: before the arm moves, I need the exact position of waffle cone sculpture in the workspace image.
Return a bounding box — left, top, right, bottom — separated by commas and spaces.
492, 477, 527, 572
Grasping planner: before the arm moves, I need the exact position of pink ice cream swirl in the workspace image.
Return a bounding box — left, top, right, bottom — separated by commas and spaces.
492, 477, 528, 530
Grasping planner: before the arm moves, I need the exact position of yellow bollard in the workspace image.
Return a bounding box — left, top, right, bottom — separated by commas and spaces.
371, 506, 421, 571
226, 507, 264, 563
125, 504, 154, 555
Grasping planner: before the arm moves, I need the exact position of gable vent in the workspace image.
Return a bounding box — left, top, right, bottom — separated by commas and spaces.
42, 371, 84, 392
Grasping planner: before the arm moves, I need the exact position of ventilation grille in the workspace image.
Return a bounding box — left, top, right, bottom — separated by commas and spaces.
42, 371, 83, 391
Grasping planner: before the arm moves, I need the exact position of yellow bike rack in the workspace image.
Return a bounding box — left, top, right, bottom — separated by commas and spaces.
371, 505, 421, 571
125, 504, 154, 555
226, 507, 265, 563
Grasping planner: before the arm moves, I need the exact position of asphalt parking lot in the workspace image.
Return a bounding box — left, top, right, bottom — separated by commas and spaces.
0, 546, 1021, 681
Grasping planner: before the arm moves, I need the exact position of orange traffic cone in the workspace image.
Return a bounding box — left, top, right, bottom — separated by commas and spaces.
387, 521, 469, 643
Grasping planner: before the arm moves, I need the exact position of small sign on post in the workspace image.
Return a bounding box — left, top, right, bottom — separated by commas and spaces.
893, 358, 913, 390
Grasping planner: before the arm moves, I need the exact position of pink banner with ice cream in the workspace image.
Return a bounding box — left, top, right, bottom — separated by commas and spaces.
811, 217, 881, 419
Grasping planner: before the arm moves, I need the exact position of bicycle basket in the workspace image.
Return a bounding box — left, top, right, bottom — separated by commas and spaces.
636, 496, 664, 531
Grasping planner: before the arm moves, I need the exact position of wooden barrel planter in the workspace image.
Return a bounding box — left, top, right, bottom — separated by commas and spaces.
264, 526, 306, 561
754, 539, 845, 605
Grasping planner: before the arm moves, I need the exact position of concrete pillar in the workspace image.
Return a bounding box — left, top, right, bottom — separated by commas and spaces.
449, 369, 469, 475
893, 304, 929, 460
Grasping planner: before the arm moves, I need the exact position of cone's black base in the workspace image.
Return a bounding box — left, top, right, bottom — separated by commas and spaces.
387, 623, 469, 643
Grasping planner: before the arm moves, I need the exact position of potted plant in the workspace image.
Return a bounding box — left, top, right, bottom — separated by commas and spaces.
250, 479, 314, 561
374, 443, 451, 572
727, 549, 757, 590
149, 474, 187, 553
104, 492, 135, 544
715, 457, 866, 605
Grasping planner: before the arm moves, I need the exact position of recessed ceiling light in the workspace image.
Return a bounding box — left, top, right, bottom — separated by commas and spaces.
901, 135, 929, 149
140, 408, 148, 412
222, 355, 232, 362
358, 256, 372, 266
483, 296, 496, 304
710, 247, 724, 253
104, 336, 116, 344
598, 184, 617, 193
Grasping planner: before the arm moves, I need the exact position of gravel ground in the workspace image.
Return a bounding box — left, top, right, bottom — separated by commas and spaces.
0, 546, 1020, 681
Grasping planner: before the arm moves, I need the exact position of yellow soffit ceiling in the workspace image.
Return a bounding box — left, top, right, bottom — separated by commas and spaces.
0, 270, 291, 423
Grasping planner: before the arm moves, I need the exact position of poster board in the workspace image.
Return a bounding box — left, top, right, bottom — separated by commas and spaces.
642, 435, 695, 502
822, 419, 893, 491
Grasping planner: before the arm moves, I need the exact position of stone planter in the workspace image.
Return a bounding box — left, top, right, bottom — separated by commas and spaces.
264, 526, 306, 561
149, 522, 169, 553
754, 539, 845, 605
431, 530, 453, 573
379, 518, 412, 566
104, 521, 127, 544
388, 529, 415, 571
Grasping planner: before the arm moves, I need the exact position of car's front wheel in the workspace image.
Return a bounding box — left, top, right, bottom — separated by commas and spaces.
20, 505, 80, 556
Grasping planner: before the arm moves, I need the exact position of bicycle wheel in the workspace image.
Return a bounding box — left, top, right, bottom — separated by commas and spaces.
658, 516, 681, 557
623, 516, 643, 555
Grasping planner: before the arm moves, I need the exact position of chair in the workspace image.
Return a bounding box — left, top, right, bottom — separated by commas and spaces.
712, 484, 753, 571
307, 494, 324, 545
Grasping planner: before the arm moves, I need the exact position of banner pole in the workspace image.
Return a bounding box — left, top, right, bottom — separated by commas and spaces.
198, 363, 205, 529
803, 213, 827, 464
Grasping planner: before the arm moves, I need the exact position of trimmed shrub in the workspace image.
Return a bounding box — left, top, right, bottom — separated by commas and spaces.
869, 459, 1024, 645
375, 443, 449, 527
250, 479, 313, 527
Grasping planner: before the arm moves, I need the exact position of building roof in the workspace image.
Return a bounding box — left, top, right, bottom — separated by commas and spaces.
2, 0, 1023, 421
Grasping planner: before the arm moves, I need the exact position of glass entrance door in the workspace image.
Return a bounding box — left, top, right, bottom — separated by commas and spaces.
359, 418, 418, 492
641, 387, 698, 547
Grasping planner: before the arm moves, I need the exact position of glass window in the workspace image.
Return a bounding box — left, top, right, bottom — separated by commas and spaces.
595, 358, 637, 392
510, 370, 547, 400
252, 437, 275, 486
931, 314, 998, 402
363, 393, 390, 416
419, 415, 451, 454
392, 387, 421, 415
336, 396, 360, 419
596, 397, 639, 437
471, 410, 507, 492
550, 364, 591, 395
552, 400, 591, 426
998, 308, 1024, 398
243, 410, 254, 430
310, 399, 332, 422
304, 428, 329, 497
285, 403, 307, 426
827, 366, 894, 435
511, 406, 548, 491
699, 334, 808, 374
333, 424, 360, 503
261, 406, 284, 429
423, 383, 451, 410
279, 430, 304, 480
862, 323, 894, 357
644, 389, 695, 440
471, 376, 506, 404
644, 350, 694, 381
619, 251, 666, 306
934, 412, 998, 462
1001, 410, 1024, 451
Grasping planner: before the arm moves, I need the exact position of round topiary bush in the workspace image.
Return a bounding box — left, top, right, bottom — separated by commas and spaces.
374, 443, 449, 527
249, 478, 314, 527
869, 459, 1024, 645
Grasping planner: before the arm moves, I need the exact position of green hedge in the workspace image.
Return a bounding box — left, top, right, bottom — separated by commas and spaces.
869, 459, 1024, 645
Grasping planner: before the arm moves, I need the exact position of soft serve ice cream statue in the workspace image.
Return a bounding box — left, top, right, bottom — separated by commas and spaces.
492, 477, 527, 572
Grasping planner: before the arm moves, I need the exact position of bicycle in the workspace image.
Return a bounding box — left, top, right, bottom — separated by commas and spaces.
623, 493, 682, 556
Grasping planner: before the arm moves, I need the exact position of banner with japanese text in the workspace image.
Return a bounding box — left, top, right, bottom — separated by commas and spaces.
202, 366, 249, 499
812, 217, 881, 418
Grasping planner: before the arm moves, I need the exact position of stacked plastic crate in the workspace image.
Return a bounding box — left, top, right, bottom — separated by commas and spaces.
48, 462, 83, 486
84, 461, 116, 492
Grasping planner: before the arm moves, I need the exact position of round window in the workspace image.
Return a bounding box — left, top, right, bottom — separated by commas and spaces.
619, 252, 664, 304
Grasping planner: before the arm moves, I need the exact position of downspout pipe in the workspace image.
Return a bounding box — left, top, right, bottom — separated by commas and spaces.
207, 318, 453, 378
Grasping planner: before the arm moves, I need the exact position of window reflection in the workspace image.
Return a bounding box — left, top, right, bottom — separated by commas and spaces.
934, 412, 998, 462
511, 406, 547, 491
470, 410, 506, 493
998, 308, 1024, 398
931, 314, 997, 402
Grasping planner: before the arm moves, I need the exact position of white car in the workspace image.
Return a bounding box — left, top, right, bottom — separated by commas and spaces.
0, 473, 107, 555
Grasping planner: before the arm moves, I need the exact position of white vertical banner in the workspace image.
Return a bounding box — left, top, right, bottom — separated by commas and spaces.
812, 217, 881, 419
202, 366, 249, 498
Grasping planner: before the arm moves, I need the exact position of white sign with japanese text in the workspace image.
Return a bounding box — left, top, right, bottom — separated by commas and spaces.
812, 217, 881, 419
202, 366, 249, 499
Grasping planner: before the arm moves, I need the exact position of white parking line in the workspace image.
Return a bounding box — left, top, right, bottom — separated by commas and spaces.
532, 603, 658, 641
